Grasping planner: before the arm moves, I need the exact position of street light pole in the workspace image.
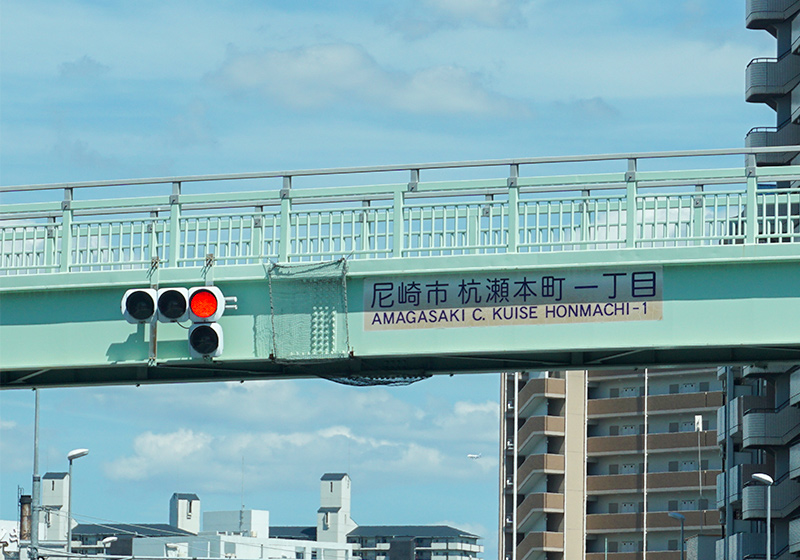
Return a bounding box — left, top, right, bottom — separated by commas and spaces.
66, 449, 89, 560
752, 473, 774, 560
668, 512, 685, 560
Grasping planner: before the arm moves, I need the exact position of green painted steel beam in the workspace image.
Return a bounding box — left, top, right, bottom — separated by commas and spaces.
1, 246, 798, 389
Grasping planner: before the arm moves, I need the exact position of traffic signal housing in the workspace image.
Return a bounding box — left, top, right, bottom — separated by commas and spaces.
188, 286, 226, 322
121, 288, 157, 323
121, 285, 232, 359
188, 323, 224, 358
157, 287, 189, 323
187, 286, 227, 358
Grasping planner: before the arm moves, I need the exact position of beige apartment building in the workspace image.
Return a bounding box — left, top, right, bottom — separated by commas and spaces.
499, 367, 723, 560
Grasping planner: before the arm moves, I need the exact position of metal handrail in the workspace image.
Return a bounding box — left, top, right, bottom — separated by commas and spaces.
3, 145, 800, 194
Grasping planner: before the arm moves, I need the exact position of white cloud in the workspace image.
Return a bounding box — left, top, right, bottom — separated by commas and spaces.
104, 429, 213, 480
207, 43, 525, 117
421, 0, 523, 27
170, 100, 217, 148
58, 56, 110, 80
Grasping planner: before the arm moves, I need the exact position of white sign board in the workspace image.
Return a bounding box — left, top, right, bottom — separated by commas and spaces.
364, 267, 663, 331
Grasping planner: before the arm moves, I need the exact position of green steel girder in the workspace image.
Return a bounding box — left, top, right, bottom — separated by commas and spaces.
1, 244, 799, 389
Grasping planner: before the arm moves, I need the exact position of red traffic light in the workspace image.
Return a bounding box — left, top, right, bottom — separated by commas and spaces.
188, 286, 225, 322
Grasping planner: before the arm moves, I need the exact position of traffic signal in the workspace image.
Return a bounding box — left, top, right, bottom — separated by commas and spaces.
156, 287, 189, 323
187, 286, 227, 358
121, 285, 235, 359
188, 286, 225, 322
121, 288, 157, 323
188, 323, 224, 358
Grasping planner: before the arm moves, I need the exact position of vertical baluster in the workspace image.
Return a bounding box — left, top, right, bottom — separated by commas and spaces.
745, 155, 758, 244
252, 207, 263, 262
507, 164, 519, 253
60, 188, 73, 272
168, 182, 181, 267
625, 159, 637, 247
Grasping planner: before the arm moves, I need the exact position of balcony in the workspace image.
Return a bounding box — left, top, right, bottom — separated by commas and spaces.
716, 533, 768, 560
790, 516, 800, 553
791, 369, 800, 406
791, 443, 800, 479
585, 510, 719, 533
587, 391, 722, 418
717, 394, 770, 444
518, 415, 565, 455
743, 362, 796, 377
745, 54, 800, 109
746, 125, 800, 165
587, 431, 717, 457
516, 531, 563, 560
716, 463, 767, 509
747, 0, 800, 30
742, 402, 800, 448
746, 56, 800, 105
519, 377, 565, 402
518, 453, 565, 494
587, 470, 718, 495
742, 474, 800, 519
517, 492, 564, 531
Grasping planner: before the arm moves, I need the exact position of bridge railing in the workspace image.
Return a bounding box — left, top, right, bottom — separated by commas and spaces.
2, 148, 800, 275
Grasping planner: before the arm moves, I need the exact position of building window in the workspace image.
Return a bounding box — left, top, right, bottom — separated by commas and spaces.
296, 551, 305, 559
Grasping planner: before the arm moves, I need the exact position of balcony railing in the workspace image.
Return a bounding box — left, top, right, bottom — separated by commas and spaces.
742, 402, 800, 448
746, 55, 800, 103
747, 0, 800, 29
516, 531, 563, 560
588, 470, 719, 494
587, 431, 717, 456
518, 416, 565, 455
717, 463, 768, 509
717, 394, 771, 444
743, 471, 800, 519
585, 510, 719, 533
517, 492, 565, 530
518, 453, 565, 494
588, 391, 722, 417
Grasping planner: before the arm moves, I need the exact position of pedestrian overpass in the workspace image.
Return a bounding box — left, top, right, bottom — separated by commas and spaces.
1, 148, 799, 389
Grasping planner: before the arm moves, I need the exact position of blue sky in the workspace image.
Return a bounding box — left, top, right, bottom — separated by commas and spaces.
0, 0, 780, 558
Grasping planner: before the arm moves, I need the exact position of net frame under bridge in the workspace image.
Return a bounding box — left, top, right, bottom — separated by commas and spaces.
2, 147, 800, 275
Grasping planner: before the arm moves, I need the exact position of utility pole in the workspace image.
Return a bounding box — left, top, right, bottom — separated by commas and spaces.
30, 389, 41, 560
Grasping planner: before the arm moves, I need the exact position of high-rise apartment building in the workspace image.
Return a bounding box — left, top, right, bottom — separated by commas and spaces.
716, 363, 800, 559
499, 368, 722, 560
745, 0, 800, 165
